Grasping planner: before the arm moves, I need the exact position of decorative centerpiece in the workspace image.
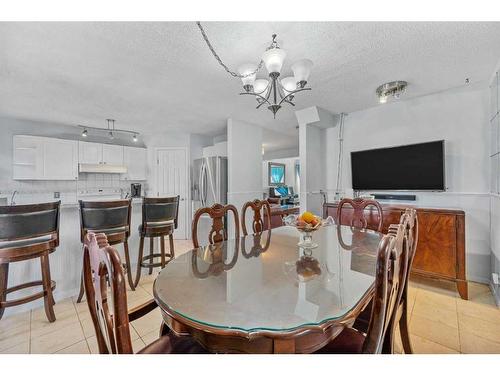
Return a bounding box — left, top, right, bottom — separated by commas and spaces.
283, 211, 334, 249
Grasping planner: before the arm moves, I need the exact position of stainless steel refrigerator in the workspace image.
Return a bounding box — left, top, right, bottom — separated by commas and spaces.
191, 156, 228, 244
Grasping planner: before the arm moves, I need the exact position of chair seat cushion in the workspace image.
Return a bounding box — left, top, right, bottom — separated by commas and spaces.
139, 221, 174, 233
0, 234, 53, 249
87, 227, 127, 235
138, 333, 208, 354
314, 327, 365, 354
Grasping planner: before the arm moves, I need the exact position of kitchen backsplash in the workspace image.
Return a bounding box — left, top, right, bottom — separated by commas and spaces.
0, 173, 148, 205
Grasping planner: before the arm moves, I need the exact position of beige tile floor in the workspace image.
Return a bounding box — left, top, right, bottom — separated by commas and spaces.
1, 239, 499, 354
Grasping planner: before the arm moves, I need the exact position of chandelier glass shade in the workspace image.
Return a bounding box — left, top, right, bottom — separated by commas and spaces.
237, 34, 313, 118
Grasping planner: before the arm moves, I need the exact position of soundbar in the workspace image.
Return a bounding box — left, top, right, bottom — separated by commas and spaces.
372, 194, 416, 201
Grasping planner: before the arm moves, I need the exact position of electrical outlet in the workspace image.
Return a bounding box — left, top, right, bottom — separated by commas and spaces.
493, 273, 499, 285
54, 192, 60, 199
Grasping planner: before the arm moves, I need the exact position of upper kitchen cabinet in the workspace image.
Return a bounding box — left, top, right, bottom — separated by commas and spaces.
78, 141, 101, 164
122, 146, 147, 180
13, 135, 78, 180
79, 142, 124, 165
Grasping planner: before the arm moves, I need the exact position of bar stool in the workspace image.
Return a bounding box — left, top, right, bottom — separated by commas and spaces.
76, 199, 134, 303
134, 196, 179, 288
0, 201, 60, 322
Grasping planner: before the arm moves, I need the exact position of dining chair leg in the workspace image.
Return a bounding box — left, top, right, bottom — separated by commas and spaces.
0, 263, 9, 320
134, 235, 145, 288
123, 241, 135, 291
399, 298, 413, 354
40, 252, 56, 322
168, 234, 175, 260
160, 236, 166, 268
76, 268, 85, 303
148, 237, 154, 275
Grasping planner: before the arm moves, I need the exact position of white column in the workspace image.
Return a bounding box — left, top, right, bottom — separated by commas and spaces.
296, 106, 339, 215
227, 118, 263, 238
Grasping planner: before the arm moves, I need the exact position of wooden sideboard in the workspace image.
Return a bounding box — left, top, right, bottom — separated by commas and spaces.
265, 205, 300, 229
323, 202, 468, 300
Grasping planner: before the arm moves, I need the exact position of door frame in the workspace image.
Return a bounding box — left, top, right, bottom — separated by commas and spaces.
154, 147, 190, 239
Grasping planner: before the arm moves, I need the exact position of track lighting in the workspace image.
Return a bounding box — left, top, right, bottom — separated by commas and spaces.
78, 119, 139, 142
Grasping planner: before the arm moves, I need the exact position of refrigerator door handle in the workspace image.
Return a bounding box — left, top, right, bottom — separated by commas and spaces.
205, 158, 217, 204
199, 161, 205, 206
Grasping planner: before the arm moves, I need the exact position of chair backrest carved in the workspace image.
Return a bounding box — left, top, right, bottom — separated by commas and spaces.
363, 224, 406, 354
83, 232, 134, 354
241, 199, 272, 236
337, 198, 383, 232
192, 203, 240, 248
79, 200, 131, 243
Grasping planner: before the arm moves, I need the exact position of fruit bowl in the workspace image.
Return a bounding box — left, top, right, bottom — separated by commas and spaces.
283, 212, 334, 249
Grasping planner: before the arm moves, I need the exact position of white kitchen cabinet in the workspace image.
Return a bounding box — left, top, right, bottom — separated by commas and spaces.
102, 144, 124, 165
79, 142, 124, 165
122, 146, 147, 180
13, 135, 78, 180
44, 138, 78, 180
78, 141, 102, 164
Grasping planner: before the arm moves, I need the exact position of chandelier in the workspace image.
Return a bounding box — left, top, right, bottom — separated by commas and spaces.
197, 22, 313, 118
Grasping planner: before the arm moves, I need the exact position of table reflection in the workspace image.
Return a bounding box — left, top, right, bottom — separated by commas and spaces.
191, 239, 239, 278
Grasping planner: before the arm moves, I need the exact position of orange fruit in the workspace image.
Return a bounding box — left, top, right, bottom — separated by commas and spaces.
301, 211, 315, 224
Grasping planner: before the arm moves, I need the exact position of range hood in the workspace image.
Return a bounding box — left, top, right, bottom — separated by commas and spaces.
79, 163, 127, 174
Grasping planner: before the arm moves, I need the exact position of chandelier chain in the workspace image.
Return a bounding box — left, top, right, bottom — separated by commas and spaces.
196, 22, 265, 78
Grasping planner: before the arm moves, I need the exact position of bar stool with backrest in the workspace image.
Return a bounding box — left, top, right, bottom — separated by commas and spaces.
0, 201, 60, 322
314, 222, 406, 354
134, 196, 179, 288
192, 203, 240, 249
76, 199, 134, 303
336, 197, 384, 231
83, 232, 207, 354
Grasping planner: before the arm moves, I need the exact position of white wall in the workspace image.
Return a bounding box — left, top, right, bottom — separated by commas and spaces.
227, 118, 263, 236
489, 70, 500, 304
325, 87, 491, 283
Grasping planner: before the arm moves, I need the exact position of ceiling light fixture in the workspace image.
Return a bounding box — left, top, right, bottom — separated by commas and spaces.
78, 119, 139, 142
196, 22, 313, 118
376, 81, 408, 104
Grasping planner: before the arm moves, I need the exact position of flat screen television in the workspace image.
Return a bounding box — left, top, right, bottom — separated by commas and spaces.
350, 140, 445, 191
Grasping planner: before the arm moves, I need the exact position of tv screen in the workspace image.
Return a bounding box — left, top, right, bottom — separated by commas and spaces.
351, 140, 445, 191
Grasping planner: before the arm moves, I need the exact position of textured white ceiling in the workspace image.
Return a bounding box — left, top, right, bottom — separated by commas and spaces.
1, 22, 500, 151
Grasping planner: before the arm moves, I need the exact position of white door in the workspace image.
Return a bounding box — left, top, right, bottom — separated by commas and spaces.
79, 141, 102, 164
102, 144, 124, 165
156, 148, 188, 239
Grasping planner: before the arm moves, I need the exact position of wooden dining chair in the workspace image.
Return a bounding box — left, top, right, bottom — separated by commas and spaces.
388, 208, 418, 353
77, 199, 134, 303
315, 223, 406, 354
83, 232, 207, 354
353, 208, 418, 353
134, 196, 179, 288
241, 199, 272, 235
0, 202, 60, 322
192, 203, 240, 248
336, 197, 384, 231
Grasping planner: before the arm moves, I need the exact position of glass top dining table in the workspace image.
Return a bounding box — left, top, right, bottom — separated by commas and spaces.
153, 224, 383, 353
